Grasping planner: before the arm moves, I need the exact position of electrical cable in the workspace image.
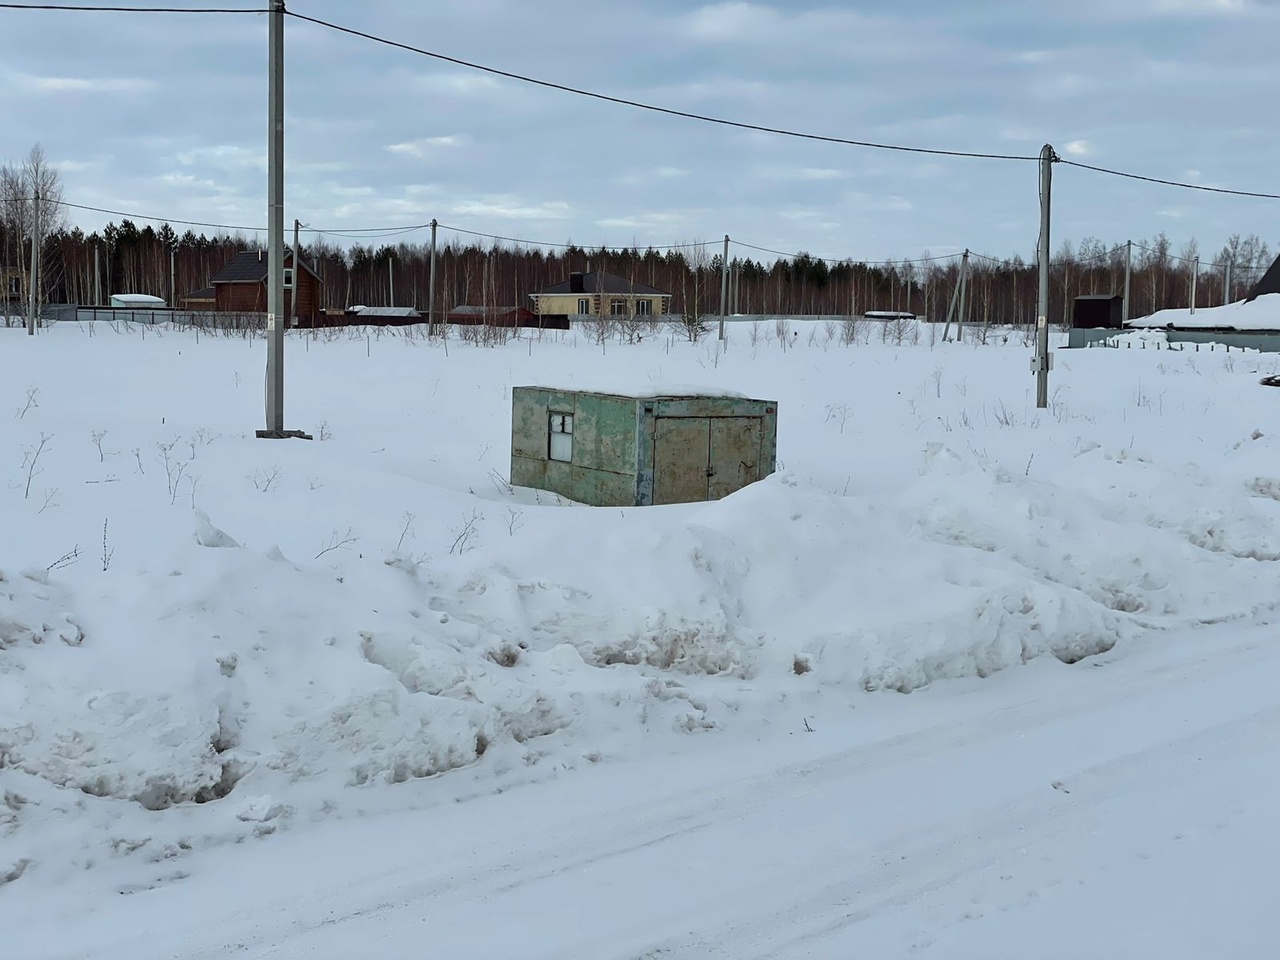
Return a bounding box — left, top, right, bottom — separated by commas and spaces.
0, 3, 260, 12
732, 238, 963, 266
1060, 159, 1280, 201
285, 9, 1040, 163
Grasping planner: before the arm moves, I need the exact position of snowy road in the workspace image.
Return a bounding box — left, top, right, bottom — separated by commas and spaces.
13, 619, 1279, 960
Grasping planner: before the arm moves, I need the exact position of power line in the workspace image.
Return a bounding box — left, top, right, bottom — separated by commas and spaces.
284, 10, 1039, 164
308, 221, 697, 249
1060, 159, 1280, 201
310, 224, 431, 240
0, 3, 260, 11
46, 198, 263, 232
732, 238, 962, 266
435, 222, 709, 251
967, 251, 1018, 265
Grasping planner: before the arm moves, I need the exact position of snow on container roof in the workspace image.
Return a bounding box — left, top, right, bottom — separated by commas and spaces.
109, 294, 167, 307
519, 380, 749, 399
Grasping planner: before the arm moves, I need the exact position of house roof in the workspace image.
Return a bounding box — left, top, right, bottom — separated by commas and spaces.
182, 286, 216, 301
209, 249, 321, 285
535, 270, 670, 297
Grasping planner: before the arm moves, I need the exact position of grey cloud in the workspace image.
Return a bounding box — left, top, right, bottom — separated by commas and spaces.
0, 0, 1272, 259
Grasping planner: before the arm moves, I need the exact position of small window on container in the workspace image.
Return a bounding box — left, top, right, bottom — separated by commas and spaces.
549, 412, 573, 462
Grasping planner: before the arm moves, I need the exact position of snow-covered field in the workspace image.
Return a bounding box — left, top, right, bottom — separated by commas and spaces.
3, 318, 1279, 958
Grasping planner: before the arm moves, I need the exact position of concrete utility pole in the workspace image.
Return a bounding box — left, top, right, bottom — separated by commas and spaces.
1122, 240, 1132, 327
957, 251, 970, 340
941, 249, 968, 343
258, 0, 306, 439
169, 245, 176, 310
1189, 256, 1199, 315
1224, 260, 1233, 305
94, 242, 101, 307
27, 189, 40, 335
428, 218, 438, 336
718, 234, 730, 341
1033, 143, 1055, 410
388, 254, 395, 307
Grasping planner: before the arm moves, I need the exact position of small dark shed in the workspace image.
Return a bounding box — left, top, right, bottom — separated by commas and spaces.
1073, 294, 1124, 329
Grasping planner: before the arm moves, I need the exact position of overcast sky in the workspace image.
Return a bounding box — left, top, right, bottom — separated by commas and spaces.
3, 0, 1277, 262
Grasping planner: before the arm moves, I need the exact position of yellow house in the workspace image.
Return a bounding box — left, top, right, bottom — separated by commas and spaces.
529, 271, 672, 322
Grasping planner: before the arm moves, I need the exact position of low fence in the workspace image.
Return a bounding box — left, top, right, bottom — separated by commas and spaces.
1068, 327, 1280, 353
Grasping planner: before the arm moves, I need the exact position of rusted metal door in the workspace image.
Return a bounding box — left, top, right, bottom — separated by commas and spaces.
708, 417, 762, 500
653, 417, 710, 504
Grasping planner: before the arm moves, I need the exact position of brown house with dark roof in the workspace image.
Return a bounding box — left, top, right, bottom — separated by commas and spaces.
207, 249, 322, 325
529, 270, 672, 324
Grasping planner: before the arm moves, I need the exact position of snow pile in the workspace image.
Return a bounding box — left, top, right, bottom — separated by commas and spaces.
1131, 292, 1280, 330
2, 322, 1278, 884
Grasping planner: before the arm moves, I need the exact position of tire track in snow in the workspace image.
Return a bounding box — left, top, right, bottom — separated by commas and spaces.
626, 703, 1280, 960
58, 623, 1278, 960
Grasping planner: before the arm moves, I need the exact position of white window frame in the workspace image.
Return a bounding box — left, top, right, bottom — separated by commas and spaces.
283, 268, 294, 289
609, 298, 628, 316
549, 412, 574, 462
635, 298, 652, 316
577, 297, 590, 315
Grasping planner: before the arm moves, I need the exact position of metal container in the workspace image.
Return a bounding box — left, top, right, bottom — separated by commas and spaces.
510, 387, 778, 506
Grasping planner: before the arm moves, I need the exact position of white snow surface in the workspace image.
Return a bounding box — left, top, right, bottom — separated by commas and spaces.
1130, 291, 1280, 330
2, 320, 1280, 957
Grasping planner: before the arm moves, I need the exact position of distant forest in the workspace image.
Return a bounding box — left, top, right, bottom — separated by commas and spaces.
6, 218, 1276, 325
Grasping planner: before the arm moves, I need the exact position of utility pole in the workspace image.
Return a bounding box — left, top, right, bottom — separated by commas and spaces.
1033, 144, 1055, 410
388, 254, 395, 307
1189, 256, 1199, 315
718, 234, 729, 341
27, 189, 40, 335
1123, 240, 1132, 327
94, 242, 101, 308
169, 245, 176, 310
941, 250, 967, 342
1224, 260, 1233, 305
957, 250, 970, 341
428, 218, 438, 337
258, 0, 305, 439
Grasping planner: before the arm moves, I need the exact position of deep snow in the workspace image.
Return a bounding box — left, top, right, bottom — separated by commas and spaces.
2, 317, 1279, 957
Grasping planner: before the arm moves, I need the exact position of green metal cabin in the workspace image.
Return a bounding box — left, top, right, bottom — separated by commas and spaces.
510, 387, 779, 507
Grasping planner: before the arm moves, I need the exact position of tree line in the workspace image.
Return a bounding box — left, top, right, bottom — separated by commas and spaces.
2, 148, 1273, 328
